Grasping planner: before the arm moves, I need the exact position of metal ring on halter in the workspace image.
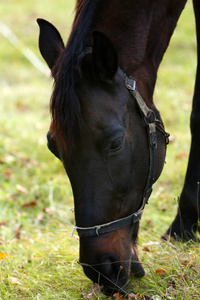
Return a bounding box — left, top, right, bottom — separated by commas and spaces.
144, 110, 156, 125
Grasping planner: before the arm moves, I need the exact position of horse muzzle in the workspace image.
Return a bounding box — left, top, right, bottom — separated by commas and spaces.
78, 230, 145, 295
79, 250, 129, 295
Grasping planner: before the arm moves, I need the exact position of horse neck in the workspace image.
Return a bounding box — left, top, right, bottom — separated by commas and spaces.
92, 0, 187, 104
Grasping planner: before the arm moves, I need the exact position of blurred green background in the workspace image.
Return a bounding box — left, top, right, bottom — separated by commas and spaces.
0, 0, 77, 238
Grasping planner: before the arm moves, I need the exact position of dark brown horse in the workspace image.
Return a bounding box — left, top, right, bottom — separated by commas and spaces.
37, 0, 200, 295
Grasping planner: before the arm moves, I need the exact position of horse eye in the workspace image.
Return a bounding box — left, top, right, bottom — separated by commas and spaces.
110, 137, 125, 153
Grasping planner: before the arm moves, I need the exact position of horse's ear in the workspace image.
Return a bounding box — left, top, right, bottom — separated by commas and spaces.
37, 18, 64, 70
93, 31, 118, 83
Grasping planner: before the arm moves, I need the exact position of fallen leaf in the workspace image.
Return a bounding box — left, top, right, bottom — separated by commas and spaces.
181, 260, 189, 266
113, 293, 126, 300
22, 201, 37, 208
146, 220, 153, 227
14, 230, 21, 240
142, 247, 150, 252
155, 269, 166, 276
13, 224, 22, 240
0, 221, 7, 226
175, 152, 187, 160
82, 292, 93, 300
4, 169, 12, 179
178, 273, 188, 280
181, 260, 194, 269
128, 293, 139, 299
17, 104, 29, 112
16, 184, 28, 194
142, 241, 160, 246
0, 252, 8, 260
82, 283, 102, 299
35, 213, 44, 225
43, 207, 54, 214
8, 276, 22, 285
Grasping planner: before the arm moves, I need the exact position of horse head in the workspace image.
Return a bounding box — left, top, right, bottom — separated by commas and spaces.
37, 19, 168, 294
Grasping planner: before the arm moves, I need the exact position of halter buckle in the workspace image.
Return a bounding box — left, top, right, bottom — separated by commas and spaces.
125, 76, 136, 91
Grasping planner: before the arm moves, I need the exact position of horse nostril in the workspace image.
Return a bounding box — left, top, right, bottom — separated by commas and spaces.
100, 253, 122, 276
101, 256, 114, 275
98, 253, 128, 295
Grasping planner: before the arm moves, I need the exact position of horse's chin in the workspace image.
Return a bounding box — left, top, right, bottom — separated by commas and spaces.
131, 245, 145, 278
83, 264, 129, 296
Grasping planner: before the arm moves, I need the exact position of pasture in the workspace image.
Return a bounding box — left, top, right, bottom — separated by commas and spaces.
0, 0, 200, 299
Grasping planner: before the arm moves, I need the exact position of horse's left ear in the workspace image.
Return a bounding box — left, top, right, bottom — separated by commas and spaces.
37, 18, 64, 70
93, 31, 118, 83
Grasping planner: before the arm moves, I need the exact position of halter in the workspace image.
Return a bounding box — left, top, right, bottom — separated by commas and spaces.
71, 75, 169, 238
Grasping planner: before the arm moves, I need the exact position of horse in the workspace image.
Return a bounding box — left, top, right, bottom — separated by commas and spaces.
37, 0, 200, 295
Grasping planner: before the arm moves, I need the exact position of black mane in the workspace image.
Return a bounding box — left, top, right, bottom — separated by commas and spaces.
51, 0, 101, 150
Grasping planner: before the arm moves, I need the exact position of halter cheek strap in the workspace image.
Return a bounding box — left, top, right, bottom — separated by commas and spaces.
125, 76, 158, 205
71, 75, 169, 238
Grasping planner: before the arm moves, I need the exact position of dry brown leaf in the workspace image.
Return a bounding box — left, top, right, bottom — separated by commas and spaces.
4, 169, 12, 179
0, 221, 7, 227
155, 269, 166, 276
181, 260, 195, 269
82, 283, 102, 299
14, 230, 21, 240
178, 273, 188, 280
22, 201, 37, 208
113, 293, 126, 300
146, 220, 153, 227
13, 224, 22, 240
181, 260, 189, 266
142, 246, 150, 252
175, 152, 187, 160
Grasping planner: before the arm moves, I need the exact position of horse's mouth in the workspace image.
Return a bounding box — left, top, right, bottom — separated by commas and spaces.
79, 254, 133, 295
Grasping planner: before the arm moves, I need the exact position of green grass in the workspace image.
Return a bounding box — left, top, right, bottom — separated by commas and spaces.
0, 0, 199, 299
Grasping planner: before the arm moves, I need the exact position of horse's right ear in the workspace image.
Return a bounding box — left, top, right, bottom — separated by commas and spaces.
93, 31, 118, 83
37, 18, 64, 70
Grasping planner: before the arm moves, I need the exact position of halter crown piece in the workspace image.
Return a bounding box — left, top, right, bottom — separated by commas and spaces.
71, 75, 169, 238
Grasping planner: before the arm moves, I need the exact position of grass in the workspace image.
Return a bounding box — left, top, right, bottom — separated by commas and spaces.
0, 0, 199, 299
